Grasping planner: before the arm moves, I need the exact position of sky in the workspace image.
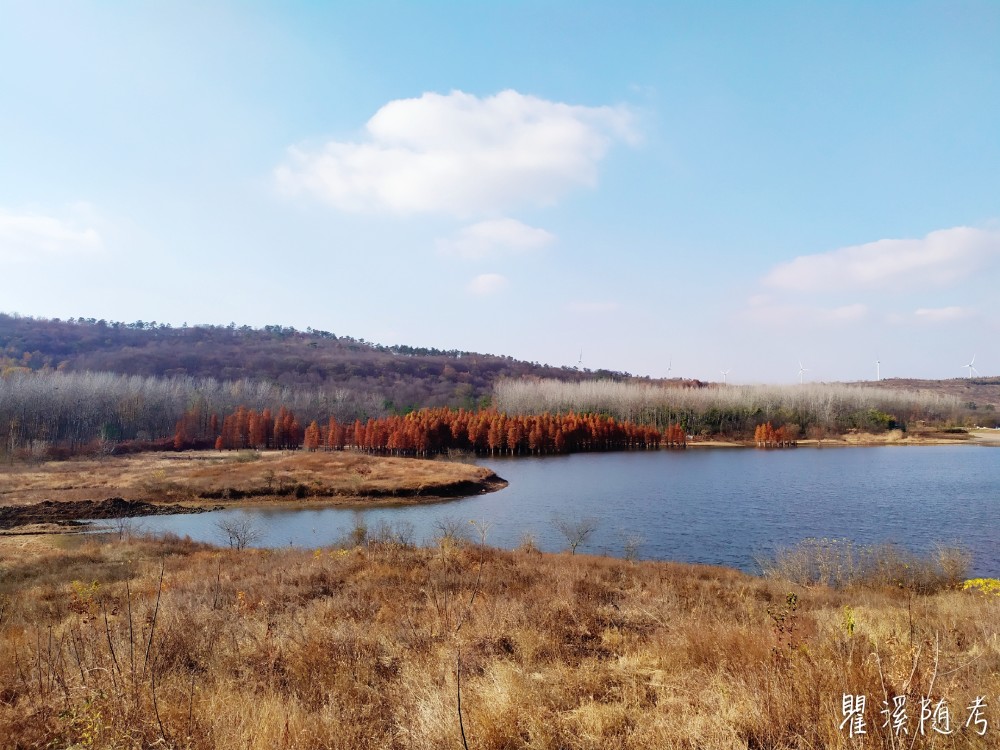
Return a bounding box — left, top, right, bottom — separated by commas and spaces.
1, 1, 999, 384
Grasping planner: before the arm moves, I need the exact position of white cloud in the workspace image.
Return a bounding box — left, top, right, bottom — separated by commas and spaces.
763, 226, 1000, 292
825, 303, 869, 322
913, 306, 973, 322
743, 297, 868, 326
0, 209, 103, 263
275, 89, 635, 217
437, 218, 554, 259
467, 273, 508, 295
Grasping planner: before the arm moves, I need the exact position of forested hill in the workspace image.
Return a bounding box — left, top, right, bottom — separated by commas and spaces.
0, 313, 675, 410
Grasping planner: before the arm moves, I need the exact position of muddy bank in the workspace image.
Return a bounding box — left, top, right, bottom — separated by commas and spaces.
0, 497, 215, 530
0, 473, 508, 530
196, 474, 508, 501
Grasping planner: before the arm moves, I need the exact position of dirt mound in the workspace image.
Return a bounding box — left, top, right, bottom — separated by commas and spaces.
0, 497, 211, 529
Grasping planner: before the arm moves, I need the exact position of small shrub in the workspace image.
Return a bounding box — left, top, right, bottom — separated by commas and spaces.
516, 532, 540, 555
345, 516, 368, 547
761, 538, 969, 593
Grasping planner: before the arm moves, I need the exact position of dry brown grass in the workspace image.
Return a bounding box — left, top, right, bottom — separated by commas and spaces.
1, 535, 997, 749
970, 428, 1000, 444
0, 451, 501, 509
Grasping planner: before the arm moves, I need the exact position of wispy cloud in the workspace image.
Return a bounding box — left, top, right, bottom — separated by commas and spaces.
437, 218, 554, 260
763, 226, 1000, 292
466, 273, 508, 295
0, 208, 103, 263
275, 89, 635, 218
742, 295, 868, 326
913, 306, 973, 323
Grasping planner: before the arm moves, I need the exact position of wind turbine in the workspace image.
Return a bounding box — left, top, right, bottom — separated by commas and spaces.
576, 349, 583, 370
798, 361, 808, 385
875, 359, 880, 382
964, 354, 980, 379
720, 369, 730, 385
666, 356, 672, 377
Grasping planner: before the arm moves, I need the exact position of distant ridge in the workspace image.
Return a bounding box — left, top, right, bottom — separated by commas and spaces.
0, 313, 702, 411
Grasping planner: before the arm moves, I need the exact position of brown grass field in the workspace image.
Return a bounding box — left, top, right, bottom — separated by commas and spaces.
0, 532, 997, 749
0, 451, 503, 511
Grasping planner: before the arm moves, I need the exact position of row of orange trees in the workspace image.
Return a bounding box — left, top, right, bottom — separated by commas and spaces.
173, 406, 305, 452
753, 422, 798, 448
175, 406, 689, 456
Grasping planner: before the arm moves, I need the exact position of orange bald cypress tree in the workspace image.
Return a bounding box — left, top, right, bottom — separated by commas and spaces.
303, 420, 321, 452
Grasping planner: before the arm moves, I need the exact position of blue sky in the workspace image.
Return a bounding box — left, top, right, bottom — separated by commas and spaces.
2, 1, 998, 383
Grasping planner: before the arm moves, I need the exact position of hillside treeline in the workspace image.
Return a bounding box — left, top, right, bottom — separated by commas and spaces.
494, 379, 966, 437
203, 406, 683, 456
1, 370, 681, 459
0, 313, 663, 411
0, 370, 382, 457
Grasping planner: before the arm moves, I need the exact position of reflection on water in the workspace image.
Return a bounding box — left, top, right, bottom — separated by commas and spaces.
122, 446, 999, 576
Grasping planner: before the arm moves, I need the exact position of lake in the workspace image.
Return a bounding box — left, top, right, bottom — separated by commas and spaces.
126, 445, 999, 576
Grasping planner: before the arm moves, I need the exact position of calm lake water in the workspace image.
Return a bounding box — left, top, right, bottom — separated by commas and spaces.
126, 446, 999, 576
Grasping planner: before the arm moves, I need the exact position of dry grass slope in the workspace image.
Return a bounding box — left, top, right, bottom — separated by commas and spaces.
1, 535, 997, 749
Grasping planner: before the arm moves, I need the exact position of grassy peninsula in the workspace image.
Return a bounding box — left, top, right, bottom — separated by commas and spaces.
0, 451, 504, 530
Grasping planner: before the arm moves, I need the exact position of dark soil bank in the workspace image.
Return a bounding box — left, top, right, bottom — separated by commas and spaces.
0, 497, 214, 529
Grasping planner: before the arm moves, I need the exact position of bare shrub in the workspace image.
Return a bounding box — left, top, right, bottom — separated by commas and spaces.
516, 531, 540, 554
433, 516, 469, 548
111, 516, 146, 542
370, 519, 416, 548
932, 542, 972, 588
343, 513, 369, 547
469, 518, 493, 548
622, 532, 645, 562
214, 514, 261, 550
760, 538, 970, 593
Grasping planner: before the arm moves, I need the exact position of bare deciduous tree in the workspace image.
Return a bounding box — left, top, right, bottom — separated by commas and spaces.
494, 377, 963, 436
0, 369, 385, 458
111, 516, 145, 542
215, 515, 261, 550
552, 515, 599, 555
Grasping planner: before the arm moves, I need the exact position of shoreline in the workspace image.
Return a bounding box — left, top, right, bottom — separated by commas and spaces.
687, 428, 1000, 448
2, 430, 995, 533
0, 450, 508, 532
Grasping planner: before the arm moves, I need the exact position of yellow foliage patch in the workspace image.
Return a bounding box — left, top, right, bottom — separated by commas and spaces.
962, 578, 1000, 596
